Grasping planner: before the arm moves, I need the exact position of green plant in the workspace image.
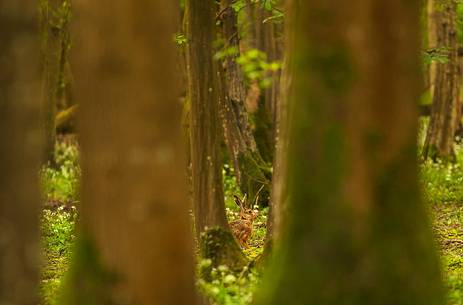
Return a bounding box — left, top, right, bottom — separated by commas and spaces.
41, 208, 77, 305
174, 32, 187, 46
198, 261, 260, 305
41, 140, 80, 203
419, 142, 463, 205
422, 47, 450, 66
236, 49, 281, 88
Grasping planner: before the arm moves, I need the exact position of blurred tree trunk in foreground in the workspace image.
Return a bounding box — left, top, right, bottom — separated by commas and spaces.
185, 0, 246, 269
67, 1, 197, 304
423, 0, 460, 161
218, 0, 271, 207
257, 0, 444, 304
0, 3, 42, 305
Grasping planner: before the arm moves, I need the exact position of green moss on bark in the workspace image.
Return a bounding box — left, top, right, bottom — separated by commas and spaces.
60, 235, 117, 305
200, 227, 248, 273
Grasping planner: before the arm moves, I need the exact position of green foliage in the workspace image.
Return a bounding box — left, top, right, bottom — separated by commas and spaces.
198, 261, 260, 305
422, 47, 450, 66
214, 45, 240, 61
223, 164, 243, 209
231, 0, 247, 13
174, 32, 187, 46
41, 141, 80, 203
421, 159, 463, 204
236, 49, 281, 88
420, 142, 463, 205
432, 202, 463, 305
237, 0, 284, 23
40, 208, 76, 305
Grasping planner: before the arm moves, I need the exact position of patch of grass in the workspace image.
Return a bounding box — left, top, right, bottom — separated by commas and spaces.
421, 159, 463, 205
423, 142, 463, 305
40, 208, 76, 305
40, 138, 79, 305
420, 142, 463, 205
41, 139, 80, 204
197, 261, 260, 305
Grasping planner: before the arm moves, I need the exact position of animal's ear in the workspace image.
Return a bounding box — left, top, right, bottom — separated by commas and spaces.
234, 195, 243, 208
242, 194, 248, 208
253, 184, 265, 208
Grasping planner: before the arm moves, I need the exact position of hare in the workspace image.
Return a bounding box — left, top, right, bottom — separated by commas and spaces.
230, 186, 264, 248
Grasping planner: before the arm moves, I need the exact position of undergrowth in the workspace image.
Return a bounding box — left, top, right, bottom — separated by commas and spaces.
40, 138, 79, 305
39, 136, 463, 305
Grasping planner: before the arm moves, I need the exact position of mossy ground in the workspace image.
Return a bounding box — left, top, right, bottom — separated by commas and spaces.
40, 138, 463, 305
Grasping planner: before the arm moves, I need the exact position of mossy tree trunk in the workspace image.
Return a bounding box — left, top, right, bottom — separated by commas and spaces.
218, 0, 271, 206
423, 0, 460, 161
427, 0, 437, 95
256, 0, 444, 304
185, 0, 247, 269
39, 0, 72, 164
0, 3, 42, 304
68, 1, 197, 304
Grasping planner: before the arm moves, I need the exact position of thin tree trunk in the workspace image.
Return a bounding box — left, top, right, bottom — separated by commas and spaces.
257, 0, 444, 304
244, 2, 283, 163
39, 0, 72, 164
427, 0, 437, 95
268, 54, 292, 246
0, 3, 42, 304
67, 1, 197, 304
218, 0, 271, 206
423, 0, 460, 160
241, 1, 286, 249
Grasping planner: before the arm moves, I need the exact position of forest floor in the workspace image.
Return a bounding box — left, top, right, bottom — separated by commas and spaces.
39, 136, 463, 305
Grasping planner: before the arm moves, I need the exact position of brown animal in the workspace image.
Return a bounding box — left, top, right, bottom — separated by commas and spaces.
230, 194, 258, 249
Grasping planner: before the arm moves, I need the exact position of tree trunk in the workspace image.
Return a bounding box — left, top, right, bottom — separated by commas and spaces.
244, 2, 283, 163
66, 1, 197, 304
257, 0, 444, 304
185, 0, 246, 270
427, 0, 437, 95
423, 0, 460, 161
185, 0, 227, 235
0, 3, 42, 305
218, 0, 271, 206
39, 0, 72, 164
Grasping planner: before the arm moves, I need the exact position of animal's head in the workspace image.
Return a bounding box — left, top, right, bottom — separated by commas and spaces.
234, 194, 258, 221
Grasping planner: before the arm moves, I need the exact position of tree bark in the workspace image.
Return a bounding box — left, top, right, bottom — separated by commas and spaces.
185, 0, 247, 269
423, 0, 460, 161
244, 2, 284, 163
257, 0, 444, 304
218, 0, 271, 206
39, 0, 72, 164
427, 0, 437, 95
185, 0, 229, 236
67, 1, 197, 304
0, 3, 42, 305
